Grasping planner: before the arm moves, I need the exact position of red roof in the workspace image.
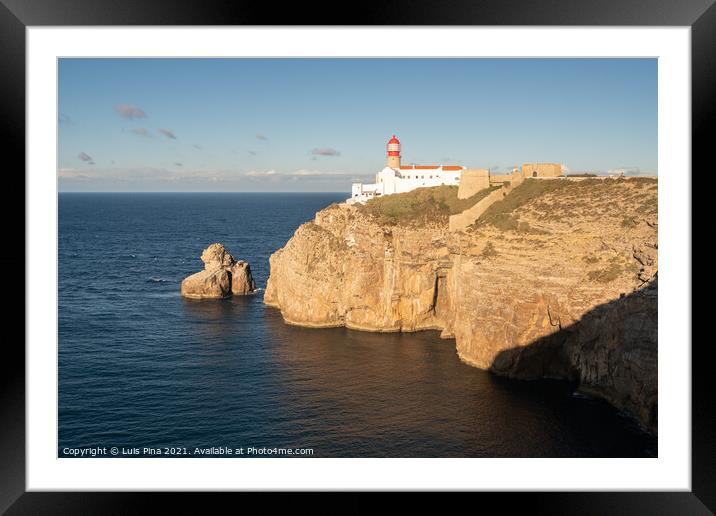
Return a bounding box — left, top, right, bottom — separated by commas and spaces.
388, 134, 400, 144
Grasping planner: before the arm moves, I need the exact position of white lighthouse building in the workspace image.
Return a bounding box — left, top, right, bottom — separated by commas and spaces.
347, 135, 464, 204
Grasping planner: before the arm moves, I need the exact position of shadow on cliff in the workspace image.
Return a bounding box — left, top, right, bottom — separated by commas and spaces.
489, 277, 658, 433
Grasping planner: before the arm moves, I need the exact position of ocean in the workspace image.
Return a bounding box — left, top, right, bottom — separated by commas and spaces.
58, 193, 656, 457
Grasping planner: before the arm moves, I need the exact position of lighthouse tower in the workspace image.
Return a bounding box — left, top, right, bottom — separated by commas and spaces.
387, 134, 401, 169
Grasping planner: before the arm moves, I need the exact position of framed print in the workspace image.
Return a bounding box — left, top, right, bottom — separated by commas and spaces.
3, 0, 709, 512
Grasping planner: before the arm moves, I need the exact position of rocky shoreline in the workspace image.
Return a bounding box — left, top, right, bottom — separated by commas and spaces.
264, 179, 658, 433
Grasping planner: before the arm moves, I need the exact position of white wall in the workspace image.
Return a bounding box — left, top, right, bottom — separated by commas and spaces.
348, 166, 462, 203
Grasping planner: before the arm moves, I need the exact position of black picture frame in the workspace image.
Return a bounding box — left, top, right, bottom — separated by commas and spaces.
2, 0, 706, 512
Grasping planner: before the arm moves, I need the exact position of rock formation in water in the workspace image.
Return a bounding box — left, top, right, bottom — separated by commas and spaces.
181, 243, 256, 299
264, 178, 658, 432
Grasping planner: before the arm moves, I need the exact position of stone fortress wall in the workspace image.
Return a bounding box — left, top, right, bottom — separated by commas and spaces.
449, 185, 512, 231
457, 169, 491, 199
522, 163, 562, 178
449, 163, 557, 231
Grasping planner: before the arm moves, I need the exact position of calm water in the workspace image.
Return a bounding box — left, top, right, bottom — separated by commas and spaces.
58, 193, 656, 457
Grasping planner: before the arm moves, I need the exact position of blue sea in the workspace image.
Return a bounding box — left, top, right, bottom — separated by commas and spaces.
58, 193, 656, 457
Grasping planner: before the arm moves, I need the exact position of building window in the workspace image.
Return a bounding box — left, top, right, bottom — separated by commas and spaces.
532, 171, 537, 177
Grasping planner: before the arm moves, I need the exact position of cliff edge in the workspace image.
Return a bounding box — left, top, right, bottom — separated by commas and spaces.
264, 179, 658, 432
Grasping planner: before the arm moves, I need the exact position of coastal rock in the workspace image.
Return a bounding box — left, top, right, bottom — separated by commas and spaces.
201, 242, 236, 272
181, 243, 256, 299
181, 268, 232, 299
265, 179, 659, 432
230, 261, 257, 295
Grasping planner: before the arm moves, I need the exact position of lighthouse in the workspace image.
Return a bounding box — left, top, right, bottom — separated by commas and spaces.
387, 134, 401, 169
348, 135, 465, 204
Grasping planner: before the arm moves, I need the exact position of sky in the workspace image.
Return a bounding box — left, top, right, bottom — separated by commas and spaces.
58, 58, 657, 192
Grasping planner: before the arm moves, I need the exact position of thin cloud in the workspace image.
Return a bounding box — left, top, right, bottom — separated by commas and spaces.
286, 172, 364, 182
608, 166, 642, 176
157, 128, 177, 140
246, 169, 360, 180
114, 104, 147, 119
245, 170, 277, 177
192, 144, 202, 150
78, 152, 93, 162
244, 169, 335, 177
58, 168, 89, 179
350, 174, 374, 182
131, 128, 150, 137
58, 166, 364, 191
489, 165, 517, 174
255, 133, 268, 141
290, 169, 332, 176
311, 148, 341, 157
174, 162, 183, 167
248, 150, 257, 156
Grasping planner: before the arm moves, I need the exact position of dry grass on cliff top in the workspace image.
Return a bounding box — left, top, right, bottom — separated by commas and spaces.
473, 177, 657, 233
358, 185, 501, 226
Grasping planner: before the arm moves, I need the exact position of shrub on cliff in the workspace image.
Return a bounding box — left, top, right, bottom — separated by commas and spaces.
358, 185, 499, 226
476, 178, 657, 230
481, 241, 498, 258
477, 179, 570, 227
587, 263, 624, 283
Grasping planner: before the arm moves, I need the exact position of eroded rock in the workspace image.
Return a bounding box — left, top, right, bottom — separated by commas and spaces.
181, 243, 256, 299
230, 261, 256, 295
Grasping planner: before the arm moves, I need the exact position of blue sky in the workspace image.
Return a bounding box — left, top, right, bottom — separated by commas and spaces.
58, 58, 657, 192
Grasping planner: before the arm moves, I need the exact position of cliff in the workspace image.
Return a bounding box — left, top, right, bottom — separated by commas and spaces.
264, 178, 658, 432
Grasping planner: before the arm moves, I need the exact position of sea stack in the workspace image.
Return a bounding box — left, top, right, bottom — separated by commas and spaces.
181, 243, 256, 299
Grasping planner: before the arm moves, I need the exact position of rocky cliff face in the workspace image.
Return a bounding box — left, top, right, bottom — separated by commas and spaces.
264, 178, 658, 432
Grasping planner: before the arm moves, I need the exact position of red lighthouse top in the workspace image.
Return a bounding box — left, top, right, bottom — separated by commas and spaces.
387, 134, 401, 156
